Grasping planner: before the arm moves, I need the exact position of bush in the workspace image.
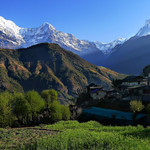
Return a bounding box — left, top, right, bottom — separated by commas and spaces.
130, 100, 145, 125
130, 100, 144, 113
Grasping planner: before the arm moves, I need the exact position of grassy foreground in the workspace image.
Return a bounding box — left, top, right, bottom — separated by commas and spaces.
0, 121, 150, 150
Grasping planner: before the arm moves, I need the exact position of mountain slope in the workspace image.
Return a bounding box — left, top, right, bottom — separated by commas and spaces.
136, 19, 150, 37
91, 19, 150, 75
3, 16, 150, 75
0, 43, 125, 101
103, 34, 150, 75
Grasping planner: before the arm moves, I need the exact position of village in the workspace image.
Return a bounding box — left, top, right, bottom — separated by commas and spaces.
73, 70, 150, 126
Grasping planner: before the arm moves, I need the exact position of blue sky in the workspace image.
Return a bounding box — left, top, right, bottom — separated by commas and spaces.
1, 0, 150, 43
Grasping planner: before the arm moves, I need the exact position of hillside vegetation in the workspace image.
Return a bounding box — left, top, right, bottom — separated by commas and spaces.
0, 89, 70, 128
0, 43, 125, 101
0, 121, 150, 150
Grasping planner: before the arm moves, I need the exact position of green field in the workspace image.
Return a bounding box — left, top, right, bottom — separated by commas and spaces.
0, 121, 150, 150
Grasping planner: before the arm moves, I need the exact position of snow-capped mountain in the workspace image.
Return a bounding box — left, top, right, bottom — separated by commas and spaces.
2, 16, 150, 75
0, 16, 21, 40
94, 38, 127, 55
102, 19, 150, 75
0, 16, 127, 56
0, 16, 24, 48
136, 19, 150, 37
1, 16, 150, 58
0, 16, 100, 55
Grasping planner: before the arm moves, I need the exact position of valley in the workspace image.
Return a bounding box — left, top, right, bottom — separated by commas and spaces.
1, 11, 150, 150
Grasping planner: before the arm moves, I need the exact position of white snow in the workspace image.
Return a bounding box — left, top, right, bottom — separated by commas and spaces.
136, 19, 150, 37
0, 16, 22, 39
94, 38, 127, 55
0, 16, 143, 56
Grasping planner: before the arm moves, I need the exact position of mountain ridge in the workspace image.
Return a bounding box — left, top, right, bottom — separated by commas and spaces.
0, 43, 125, 101
1, 16, 150, 75
0, 16, 127, 56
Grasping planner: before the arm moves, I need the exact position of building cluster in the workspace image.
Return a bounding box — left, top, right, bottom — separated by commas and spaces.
120, 75, 150, 102
87, 74, 150, 102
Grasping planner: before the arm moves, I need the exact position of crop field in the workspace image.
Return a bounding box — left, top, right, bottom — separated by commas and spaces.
0, 121, 150, 150
0, 127, 58, 149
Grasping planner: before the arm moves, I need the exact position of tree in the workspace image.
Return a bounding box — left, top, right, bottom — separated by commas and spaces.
112, 79, 122, 90
130, 100, 144, 113
61, 105, 71, 120
76, 92, 92, 105
12, 92, 31, 125
25, 90, 45, 122
147, 103, 150, 114
0, 92, 13, 127
146, 103, 150, 124
41, 89, 58, 108
49, 89, 58, 102
49, 100, 62, 122
41, 90, 50, 108
130, 100, 145, 125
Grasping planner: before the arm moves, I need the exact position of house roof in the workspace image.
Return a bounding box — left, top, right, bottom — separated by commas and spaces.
122, 76, 136, 82
122, 76, 147, 83
89, 86, 103, 90
83, 107, 146, 121
106, 90, 117, 94
87, 83, 103, 90
128, 85, 150, 90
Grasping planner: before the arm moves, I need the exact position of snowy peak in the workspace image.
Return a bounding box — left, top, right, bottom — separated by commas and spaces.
0, 16, 99, 55
0, 16, 21, 38
136, 19, 150, 37
0, 16, 20, 31
41, 22, 56, 30
94, 38, 127, 55
2, 16, 150, 56
145, 19, 150, 26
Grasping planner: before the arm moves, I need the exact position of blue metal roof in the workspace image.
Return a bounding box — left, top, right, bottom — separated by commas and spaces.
83, 107, 146, 121
91, 89, 100, 93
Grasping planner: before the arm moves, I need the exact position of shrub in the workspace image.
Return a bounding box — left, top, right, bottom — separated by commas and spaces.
130, 100, 144, 113
130, 100, 145, 125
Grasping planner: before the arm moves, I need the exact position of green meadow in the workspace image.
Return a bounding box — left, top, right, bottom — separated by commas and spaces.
0, 120, 150, 150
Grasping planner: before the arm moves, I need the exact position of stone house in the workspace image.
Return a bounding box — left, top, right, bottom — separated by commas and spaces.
87, 83, 106, 100
122, 76, 147, 87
